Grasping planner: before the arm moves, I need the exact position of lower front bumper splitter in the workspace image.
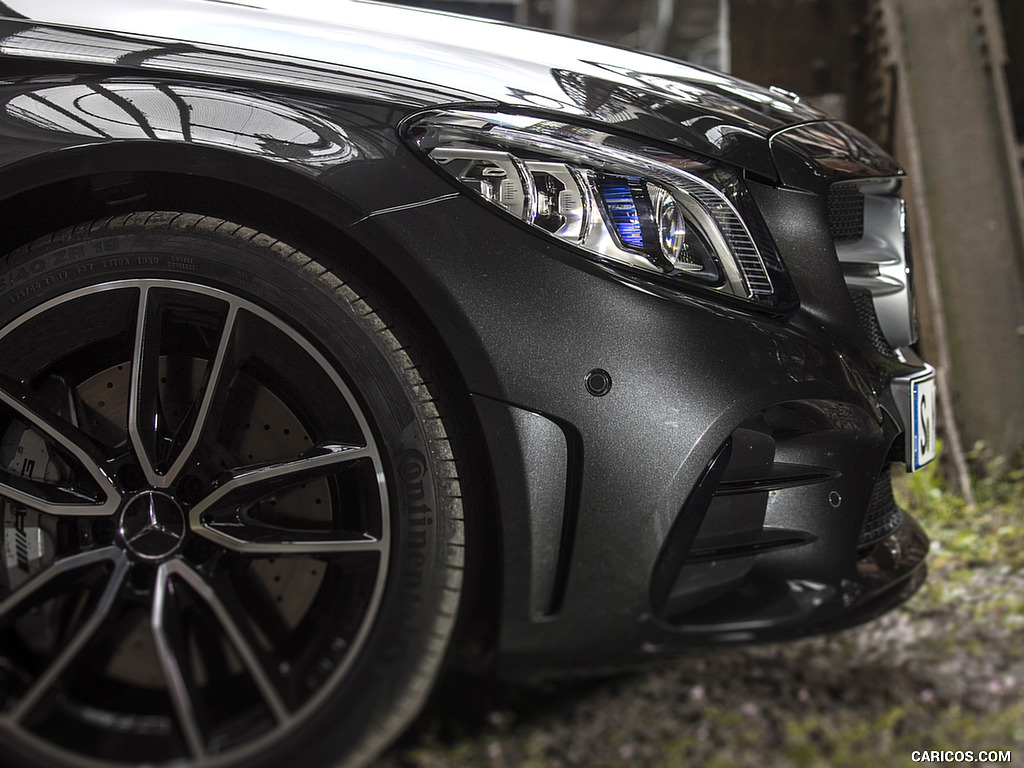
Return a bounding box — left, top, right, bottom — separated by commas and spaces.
641, 512, 930, 651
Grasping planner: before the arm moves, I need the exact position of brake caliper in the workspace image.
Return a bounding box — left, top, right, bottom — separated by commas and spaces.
0, 423, 58, 592
0, 377, 74, 593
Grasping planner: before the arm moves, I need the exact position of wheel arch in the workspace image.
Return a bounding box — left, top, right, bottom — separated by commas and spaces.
0, 139, 363, 250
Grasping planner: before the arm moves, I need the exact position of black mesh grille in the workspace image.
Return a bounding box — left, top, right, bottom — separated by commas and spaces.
858, 465, 903, 548
828, 184, 864, 242
850, 288, 899, 359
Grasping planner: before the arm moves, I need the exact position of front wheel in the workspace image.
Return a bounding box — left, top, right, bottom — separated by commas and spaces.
0, 213, 465, 768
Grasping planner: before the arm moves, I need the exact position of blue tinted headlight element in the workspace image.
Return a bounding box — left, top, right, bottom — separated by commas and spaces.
596, 176, 645, 250
405, 110, 792, 309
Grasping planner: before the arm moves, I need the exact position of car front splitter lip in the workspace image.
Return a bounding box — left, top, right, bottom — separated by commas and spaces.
641, 512, 930, 650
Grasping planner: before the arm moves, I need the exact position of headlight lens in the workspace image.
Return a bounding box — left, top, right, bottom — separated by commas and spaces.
404, 110, 793, 310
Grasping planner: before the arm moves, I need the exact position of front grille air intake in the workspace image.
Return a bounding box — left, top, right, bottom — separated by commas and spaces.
832, 178, 916, 349
858, 465, 903, 549
849, 288, 899, 359
828, 184, 865, 242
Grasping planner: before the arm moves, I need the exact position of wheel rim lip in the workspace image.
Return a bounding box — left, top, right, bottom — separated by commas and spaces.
0, 278, 393, 767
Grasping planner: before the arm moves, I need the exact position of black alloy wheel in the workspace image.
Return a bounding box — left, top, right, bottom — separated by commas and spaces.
0, 213, 465, 768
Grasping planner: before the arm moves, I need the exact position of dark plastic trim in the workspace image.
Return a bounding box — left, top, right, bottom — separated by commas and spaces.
649, 437, 733, 617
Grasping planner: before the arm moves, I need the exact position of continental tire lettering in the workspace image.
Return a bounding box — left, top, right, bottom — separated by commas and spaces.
381, 447, 434, 663
404, 505, 429, 592
398, 447, 428, 504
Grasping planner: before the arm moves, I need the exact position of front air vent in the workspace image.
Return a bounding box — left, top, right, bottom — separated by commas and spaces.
857, 465, 903, 549
651, 427, 830, 619
832, 178, 916, 349
654, 406, 911, 634
849, 288, 899, 359
828, 183, 864, 242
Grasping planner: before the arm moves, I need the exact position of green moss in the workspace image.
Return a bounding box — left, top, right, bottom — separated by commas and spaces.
895, 445, 1024, 569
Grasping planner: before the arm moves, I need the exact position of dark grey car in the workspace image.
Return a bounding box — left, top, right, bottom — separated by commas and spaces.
0, 2, 933, 766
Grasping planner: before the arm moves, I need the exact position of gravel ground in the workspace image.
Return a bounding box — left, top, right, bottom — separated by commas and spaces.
375, 468, 1024, 768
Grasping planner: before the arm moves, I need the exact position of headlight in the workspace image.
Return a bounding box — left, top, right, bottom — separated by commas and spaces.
404, 110, 794, 310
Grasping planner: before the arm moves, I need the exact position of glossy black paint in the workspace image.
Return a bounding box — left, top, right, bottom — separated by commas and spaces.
771, 121, 904, 190
0, 1, 832, 180
0, 0, 928, 678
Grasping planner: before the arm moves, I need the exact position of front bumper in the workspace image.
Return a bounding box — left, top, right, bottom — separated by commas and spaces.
346, 179, 930, 681
481, 381, 930, 680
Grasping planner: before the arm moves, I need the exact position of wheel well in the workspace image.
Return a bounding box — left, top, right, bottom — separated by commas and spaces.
0, 170, 503, 669
0, 171, 339, 257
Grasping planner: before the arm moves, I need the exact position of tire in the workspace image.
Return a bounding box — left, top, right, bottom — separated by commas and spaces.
0, 212, 465, 768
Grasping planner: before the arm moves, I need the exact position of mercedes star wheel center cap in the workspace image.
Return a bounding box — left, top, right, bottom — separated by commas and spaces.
120, 491, 187, 560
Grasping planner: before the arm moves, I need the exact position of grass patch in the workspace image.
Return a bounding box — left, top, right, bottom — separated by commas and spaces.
895, 448, 1024, 569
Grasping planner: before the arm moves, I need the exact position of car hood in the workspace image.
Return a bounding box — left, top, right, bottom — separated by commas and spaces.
0, 0, 829, 178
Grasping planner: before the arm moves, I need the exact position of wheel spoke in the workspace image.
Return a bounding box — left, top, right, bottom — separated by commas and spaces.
151, 562, 207, 760
2, 548, 129, 724
129, 285, 245, 489
128, 285, 167, 487
0, 546, 123, 620
189, 444, 384, 554
0, 376, 120, 516
193, 525, 381, 555
154, 561, 289, 747
161, 302, 240, 488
